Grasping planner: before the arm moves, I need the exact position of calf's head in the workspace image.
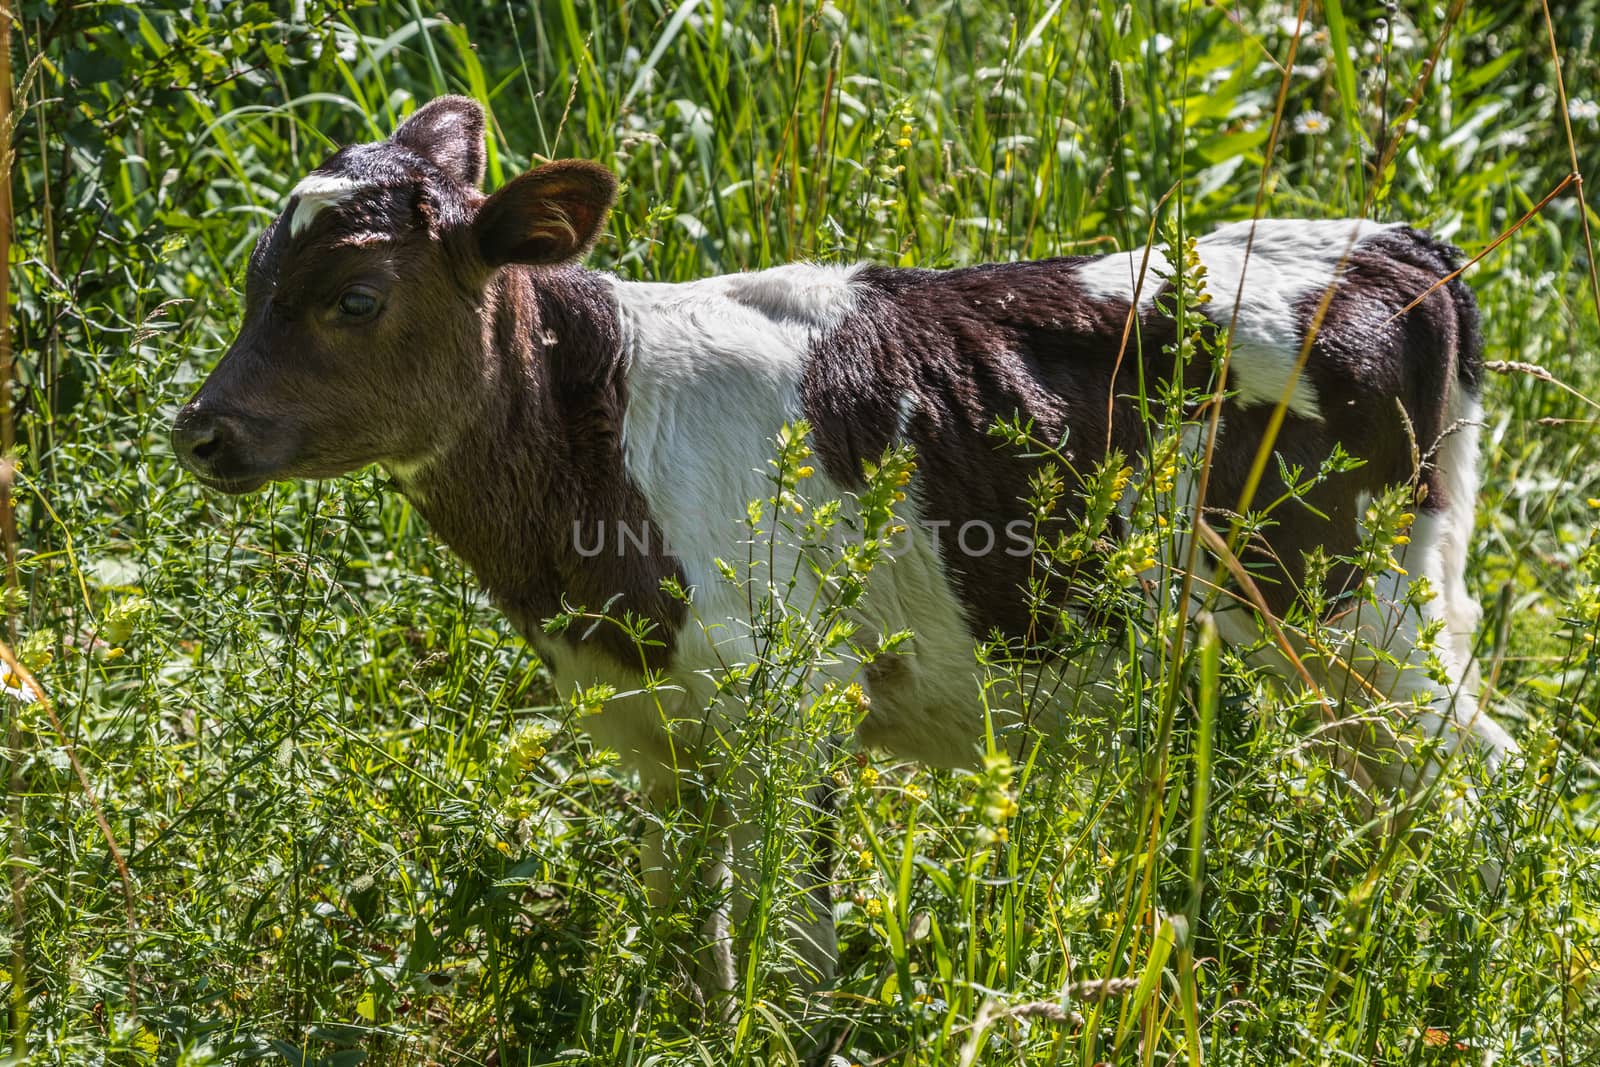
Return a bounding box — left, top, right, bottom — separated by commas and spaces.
172, 96, 617, 492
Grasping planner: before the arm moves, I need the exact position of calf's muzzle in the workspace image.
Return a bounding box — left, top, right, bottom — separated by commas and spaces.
171, 401, 275, 494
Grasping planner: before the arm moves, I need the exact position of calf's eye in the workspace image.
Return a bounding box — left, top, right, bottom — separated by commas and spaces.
337, 287, 381, 320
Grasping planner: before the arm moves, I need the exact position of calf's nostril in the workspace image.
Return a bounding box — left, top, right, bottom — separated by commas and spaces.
189, 431, 221, 461
173, 413, 228, 469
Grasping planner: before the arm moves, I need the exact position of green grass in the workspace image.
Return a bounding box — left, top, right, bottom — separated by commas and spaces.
6, 0, 1600, 1064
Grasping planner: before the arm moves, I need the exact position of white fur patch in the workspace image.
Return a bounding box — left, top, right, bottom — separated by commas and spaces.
1073, 245, 1174, 306
1433, 390, 1485, 675
851, 507, 997, 767
608, 264, 861, 605
1319, 443, 1514, 792
288, 172, 370, 236
713, 262, 865, 329
1076, 219, 1400, 421
894, 391, 919, 441
381, 455, 436, 502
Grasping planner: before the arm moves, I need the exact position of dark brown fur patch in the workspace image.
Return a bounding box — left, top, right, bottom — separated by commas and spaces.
802, 236, 1481, 633
398, 266, 687, 669
1297, 225, 1483, 512
802, 260, 1187, 637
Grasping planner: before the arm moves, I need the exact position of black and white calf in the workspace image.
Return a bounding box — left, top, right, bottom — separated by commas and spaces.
171, 96, 1514, 994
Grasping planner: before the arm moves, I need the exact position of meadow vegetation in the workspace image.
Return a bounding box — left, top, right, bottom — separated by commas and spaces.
5, 0, 1600, 1063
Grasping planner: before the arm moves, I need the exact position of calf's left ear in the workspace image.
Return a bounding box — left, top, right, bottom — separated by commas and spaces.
392, 95, 487, 188
472, 160, 618, 268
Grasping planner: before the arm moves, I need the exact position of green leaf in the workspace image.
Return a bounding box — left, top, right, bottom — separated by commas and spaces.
1321, 0, 1364, 155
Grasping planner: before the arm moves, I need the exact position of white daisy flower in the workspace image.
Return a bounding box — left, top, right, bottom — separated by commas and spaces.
2, 665, 37, 704
1569, 99, 1600, 123
1294, 110, 1332, 135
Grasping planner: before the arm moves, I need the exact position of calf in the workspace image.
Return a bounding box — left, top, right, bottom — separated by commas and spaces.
172, 96, 1514, 1000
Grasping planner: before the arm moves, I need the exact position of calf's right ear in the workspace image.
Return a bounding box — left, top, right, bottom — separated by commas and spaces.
472, 160, 618, 268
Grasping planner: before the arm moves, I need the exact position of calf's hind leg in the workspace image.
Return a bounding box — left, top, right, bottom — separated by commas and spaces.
1225, 473, 1516, 810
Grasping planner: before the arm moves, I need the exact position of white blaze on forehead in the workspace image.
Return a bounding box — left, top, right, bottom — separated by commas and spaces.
287, 172, 372, 236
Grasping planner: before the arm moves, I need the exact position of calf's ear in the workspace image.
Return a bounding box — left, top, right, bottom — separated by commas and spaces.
392, 95, 487, 188
472, 161, 617, 268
